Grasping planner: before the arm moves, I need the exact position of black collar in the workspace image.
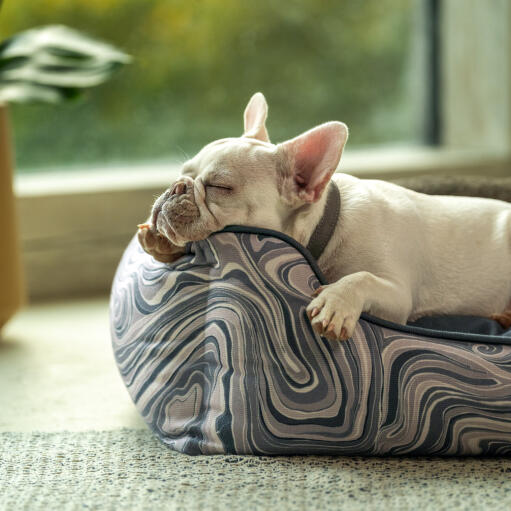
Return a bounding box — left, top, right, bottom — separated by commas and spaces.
306, 182, 341, 261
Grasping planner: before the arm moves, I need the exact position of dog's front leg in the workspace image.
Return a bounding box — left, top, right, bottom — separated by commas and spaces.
137, 222, 186, 263
306, 271, 412, 341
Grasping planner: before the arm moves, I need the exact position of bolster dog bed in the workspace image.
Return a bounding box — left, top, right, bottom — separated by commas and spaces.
110, 226, 511, 456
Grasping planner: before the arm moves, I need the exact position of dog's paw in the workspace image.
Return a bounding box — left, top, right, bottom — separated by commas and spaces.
306, 284, 362, 341
491, 310, 511, 329
137, 223, 185, 263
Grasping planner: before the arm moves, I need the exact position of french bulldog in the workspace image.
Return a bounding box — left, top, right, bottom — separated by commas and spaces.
138, 92, 511, 341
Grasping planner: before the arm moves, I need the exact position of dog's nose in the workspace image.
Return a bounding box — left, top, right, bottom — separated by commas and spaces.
170, 181, 187, 196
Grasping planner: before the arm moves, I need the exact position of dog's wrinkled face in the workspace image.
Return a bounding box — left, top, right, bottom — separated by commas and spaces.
151, 92, 349, 246
153, 137, 284, 246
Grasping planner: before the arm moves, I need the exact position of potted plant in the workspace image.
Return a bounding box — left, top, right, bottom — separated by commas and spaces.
0, 21, 130, 329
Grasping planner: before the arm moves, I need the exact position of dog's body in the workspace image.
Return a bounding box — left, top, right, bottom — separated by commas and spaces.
323, 174, 511, 322
139, 93, 511, 340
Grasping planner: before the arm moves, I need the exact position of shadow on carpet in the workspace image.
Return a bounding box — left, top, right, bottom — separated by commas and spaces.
1, 429, 511, 511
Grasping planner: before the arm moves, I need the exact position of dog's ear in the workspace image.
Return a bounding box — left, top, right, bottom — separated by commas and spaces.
243, 92, 270, 143
278, 122, 348, 203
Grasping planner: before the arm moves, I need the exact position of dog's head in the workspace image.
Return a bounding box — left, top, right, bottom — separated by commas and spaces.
152, 92, 348, 246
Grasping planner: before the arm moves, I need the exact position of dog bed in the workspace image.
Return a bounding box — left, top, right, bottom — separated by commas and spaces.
110, 226, 511, 456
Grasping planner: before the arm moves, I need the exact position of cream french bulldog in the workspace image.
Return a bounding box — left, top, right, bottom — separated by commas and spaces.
138, 92, 511, 341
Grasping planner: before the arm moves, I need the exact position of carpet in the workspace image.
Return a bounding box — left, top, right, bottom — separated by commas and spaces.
2, 429, 511, 511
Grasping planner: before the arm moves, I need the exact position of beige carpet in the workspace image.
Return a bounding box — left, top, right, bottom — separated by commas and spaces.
2, 299, 511, 510
2, 429, 511, 511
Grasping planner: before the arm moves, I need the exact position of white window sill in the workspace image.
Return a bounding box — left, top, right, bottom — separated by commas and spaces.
15, 146, 511, 198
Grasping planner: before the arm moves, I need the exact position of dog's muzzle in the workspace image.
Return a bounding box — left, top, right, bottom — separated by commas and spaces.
151, 177, 204, 244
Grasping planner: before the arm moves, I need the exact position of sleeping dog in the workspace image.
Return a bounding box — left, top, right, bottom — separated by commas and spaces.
138, 93, 511, 341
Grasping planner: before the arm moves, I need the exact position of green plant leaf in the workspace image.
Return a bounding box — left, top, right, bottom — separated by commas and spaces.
0, 25, 131, 104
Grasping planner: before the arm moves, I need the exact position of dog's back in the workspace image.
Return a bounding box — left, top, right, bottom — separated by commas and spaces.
326, 174, 511, 320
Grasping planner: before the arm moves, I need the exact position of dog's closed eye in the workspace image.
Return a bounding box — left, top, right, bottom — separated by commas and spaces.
205, 183, 233, 192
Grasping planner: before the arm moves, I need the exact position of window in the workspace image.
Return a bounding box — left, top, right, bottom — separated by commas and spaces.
2, 0, 422, 173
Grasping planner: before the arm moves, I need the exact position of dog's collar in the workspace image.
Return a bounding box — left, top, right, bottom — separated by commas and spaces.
306, 182, 341, 261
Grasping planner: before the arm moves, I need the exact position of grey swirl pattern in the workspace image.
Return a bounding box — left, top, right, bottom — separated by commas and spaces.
110, 232, 511, 456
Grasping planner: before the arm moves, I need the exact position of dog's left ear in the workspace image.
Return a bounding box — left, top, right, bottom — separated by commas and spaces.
278, 122, 348, 203
243, 92, 270, 143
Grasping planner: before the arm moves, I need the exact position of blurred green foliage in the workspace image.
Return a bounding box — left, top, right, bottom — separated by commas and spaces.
0, 0, 419, 172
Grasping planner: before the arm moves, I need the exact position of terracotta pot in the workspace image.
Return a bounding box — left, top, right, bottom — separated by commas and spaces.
0, 105, 25, 330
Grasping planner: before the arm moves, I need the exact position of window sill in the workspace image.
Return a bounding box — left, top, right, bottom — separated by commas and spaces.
15, 146, 511, 197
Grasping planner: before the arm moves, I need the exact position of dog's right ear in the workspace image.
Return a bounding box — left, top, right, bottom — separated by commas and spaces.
243, 92, 270, 143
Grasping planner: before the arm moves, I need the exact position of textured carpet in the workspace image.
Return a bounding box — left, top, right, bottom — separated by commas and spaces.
2, 429, 511, 511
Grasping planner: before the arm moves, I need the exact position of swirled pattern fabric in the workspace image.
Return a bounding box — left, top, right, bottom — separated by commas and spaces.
110, 231, 511, 456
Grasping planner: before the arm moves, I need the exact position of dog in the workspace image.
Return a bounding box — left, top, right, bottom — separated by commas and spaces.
138, 92, 511, 341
